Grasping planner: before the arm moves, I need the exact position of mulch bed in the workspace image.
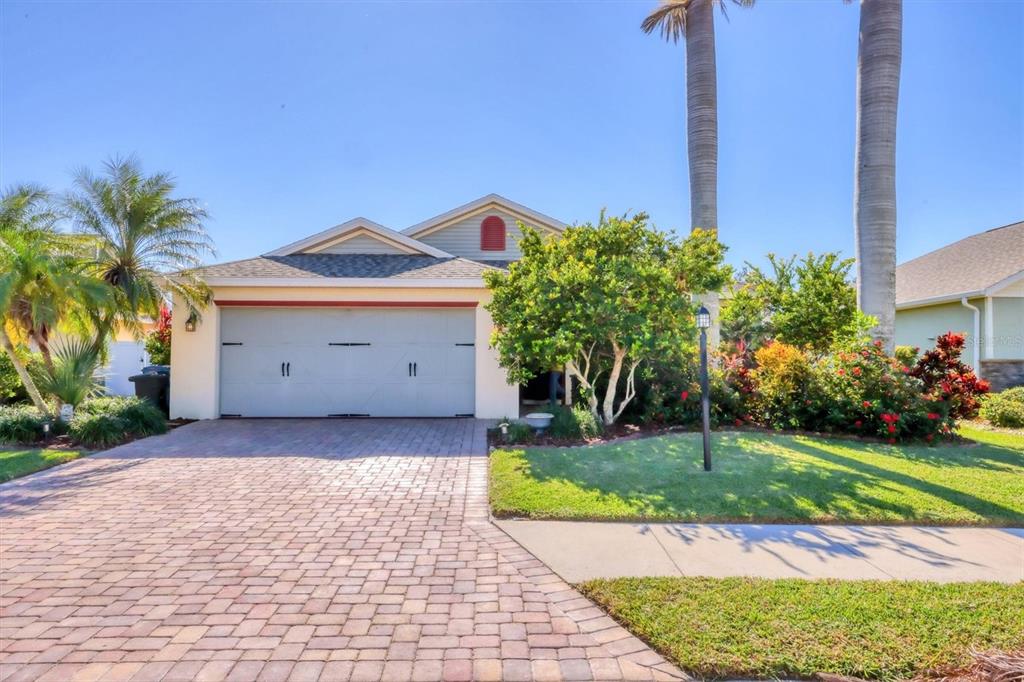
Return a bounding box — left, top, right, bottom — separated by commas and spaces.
489, 420, 977, 450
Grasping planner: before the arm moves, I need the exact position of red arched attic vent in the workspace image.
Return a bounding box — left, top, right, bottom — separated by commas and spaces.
480, 216, 506, 251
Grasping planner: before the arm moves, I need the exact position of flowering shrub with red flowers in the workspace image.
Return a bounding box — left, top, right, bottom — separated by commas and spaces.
807, 339, 952, 442
144, 307, 172, 365
909, 332, 989, 420
632, 335, 974, 444
638, 366, 750, 427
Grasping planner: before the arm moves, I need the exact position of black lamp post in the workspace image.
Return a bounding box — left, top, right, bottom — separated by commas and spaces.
696, 305, 712, 471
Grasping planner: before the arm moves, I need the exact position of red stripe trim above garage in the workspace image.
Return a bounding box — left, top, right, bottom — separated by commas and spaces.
214, 300, 478, 308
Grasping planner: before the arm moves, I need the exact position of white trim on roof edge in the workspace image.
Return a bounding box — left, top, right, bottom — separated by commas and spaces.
264, 217, 453, 258
896, 292, 984, 310
896, 268, 1024, 310
403, 193, 566, 238
986, 269, 1024, 296
203, 277, 486, 288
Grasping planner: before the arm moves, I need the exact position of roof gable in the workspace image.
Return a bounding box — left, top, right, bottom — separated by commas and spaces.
896, 220, 1024, 307
403, 194, 566, 239
264, 218, 452, 258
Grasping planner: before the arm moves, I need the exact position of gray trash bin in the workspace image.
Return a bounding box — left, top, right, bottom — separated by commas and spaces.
130, 373, 169, 415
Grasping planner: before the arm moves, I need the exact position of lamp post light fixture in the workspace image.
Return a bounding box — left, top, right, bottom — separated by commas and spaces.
696, 305, 712, 471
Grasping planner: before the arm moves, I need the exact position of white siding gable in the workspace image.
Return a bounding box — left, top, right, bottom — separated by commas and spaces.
417, 208, 557, 261
311, 233, 410, 255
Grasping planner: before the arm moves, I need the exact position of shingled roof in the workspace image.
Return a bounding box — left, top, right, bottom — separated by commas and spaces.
895, 221, 1024, 307
194, 254, 502, 280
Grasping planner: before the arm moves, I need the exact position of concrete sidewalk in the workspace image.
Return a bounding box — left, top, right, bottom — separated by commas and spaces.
496, 520, 1024, 583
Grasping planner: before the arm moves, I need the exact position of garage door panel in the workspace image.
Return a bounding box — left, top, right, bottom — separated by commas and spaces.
219, 307, 476, 417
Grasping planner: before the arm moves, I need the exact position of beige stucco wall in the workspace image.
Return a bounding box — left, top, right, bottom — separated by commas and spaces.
169, 285, 520, 420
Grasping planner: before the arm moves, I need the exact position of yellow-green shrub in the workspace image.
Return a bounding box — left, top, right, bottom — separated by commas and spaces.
751, 343, 812, 429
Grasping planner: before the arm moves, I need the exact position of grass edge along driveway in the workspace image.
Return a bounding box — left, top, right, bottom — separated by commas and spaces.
578, 576, 1024, 681
0, 448, 84, 483
489, 426, 1024, 526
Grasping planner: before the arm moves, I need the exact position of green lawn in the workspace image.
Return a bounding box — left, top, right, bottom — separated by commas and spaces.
490, 425, 1024, 525
579, 577, 1023, 681
0, 448, 84, 482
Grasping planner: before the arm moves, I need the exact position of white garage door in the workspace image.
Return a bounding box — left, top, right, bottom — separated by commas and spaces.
219, 307, 475, 418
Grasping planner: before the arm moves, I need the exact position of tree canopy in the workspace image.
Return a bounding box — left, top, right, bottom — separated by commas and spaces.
721, 252, 872, 354
485, 213, 729, 425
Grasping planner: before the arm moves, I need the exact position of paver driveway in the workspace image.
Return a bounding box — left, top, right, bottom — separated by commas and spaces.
1, 419, 684, 682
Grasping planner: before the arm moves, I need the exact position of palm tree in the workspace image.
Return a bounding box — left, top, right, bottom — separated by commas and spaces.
854, 0, 902, 352
64, 157, 215, 351
642, 0, 753, 233
0, 186, 106, 414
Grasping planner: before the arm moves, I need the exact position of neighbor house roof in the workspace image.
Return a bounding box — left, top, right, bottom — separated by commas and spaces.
194, 254, 501, 282
895, 220, 1024, 308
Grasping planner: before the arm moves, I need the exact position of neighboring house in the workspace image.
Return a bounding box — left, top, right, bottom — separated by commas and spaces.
895, 220, 1024, 390
104, 322, 155, 396
170, 194, 565, 419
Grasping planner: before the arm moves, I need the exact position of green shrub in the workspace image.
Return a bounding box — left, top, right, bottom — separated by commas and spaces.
502, 422, 535, 444
77, 397, 167, 437
70, 396, 167, 448
0, 405, 47, 444
69, 412, 130, 448
547, 405, 601, 440
980, 388, 1024, 428
894, 345, 919, 368
0, 352, 23, 404
637, 350, 753, 429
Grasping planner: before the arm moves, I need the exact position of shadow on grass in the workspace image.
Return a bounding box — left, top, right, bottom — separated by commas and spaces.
512, 432, 1024, 525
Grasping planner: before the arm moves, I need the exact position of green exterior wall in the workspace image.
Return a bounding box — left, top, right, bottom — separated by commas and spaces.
895, 301, 977, 366
895, 296, 1024, 370
991, 297, 1024, 359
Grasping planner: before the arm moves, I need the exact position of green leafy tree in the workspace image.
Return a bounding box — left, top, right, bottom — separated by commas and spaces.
722, 252, 871, 353
64, 156, 215, 351
0, 186, 108, 414
485, 213, 729, 425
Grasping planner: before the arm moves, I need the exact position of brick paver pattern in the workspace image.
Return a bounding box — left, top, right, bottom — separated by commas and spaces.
1, 419, 684, 681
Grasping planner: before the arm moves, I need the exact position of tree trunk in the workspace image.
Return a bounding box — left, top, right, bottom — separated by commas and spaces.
601, 345, 627, 426
1, 329, 51, 416
686, 0, 718, 233
565, 360, 600, 424
854, 0, 902, 353
31, 329, 54, 373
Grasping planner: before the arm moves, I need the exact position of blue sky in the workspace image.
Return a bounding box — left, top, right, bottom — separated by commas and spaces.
2, 0, 1021, 268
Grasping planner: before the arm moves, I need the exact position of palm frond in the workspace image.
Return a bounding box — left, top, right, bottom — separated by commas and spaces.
32, 336, 102, 407
641, 0, 691, 43
64, 157, 215, 344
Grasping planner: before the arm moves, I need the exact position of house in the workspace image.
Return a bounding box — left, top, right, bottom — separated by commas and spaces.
169, 194, 565, 419
895, 220, 1024, 390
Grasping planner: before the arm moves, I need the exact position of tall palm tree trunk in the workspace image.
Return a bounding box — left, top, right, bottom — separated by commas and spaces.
1, 329, 51, 416
854, 0, 902, 353
686, 0, 718, 232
